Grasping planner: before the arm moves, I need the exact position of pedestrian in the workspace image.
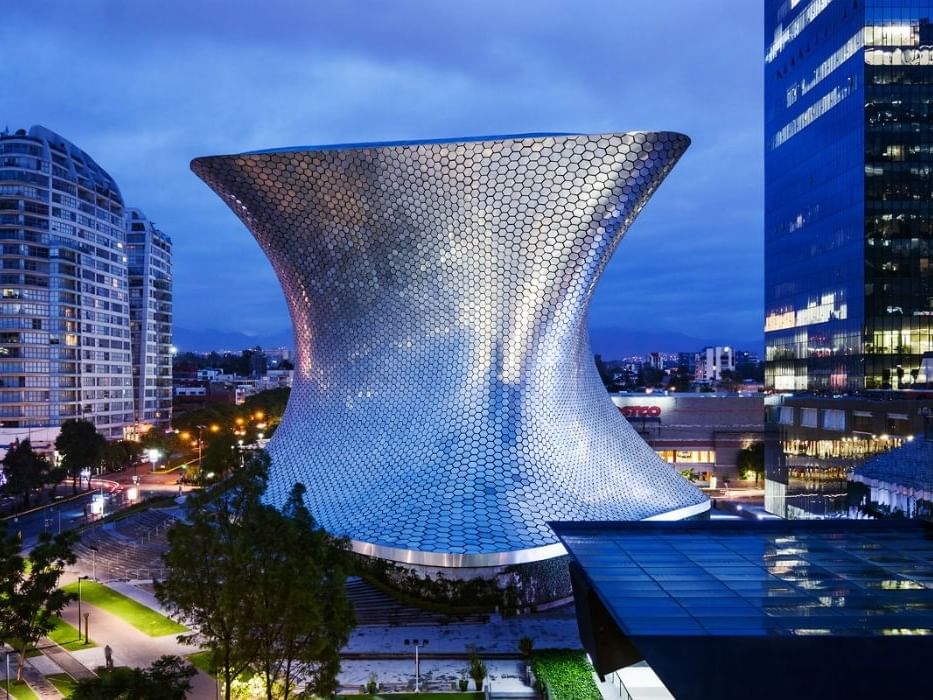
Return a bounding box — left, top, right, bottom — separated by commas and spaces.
104, 644, 113, 671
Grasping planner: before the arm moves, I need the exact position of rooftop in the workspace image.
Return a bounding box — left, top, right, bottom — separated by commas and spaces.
241, 132, 577, 155
851, 438, 933, 493
551, 520, 933, 698
552, 519, 933, 638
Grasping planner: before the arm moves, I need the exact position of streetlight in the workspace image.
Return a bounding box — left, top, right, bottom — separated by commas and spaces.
194, 423, 220, 468
147, 448, 162, 473
404, 638, 428, 693
77, 575, 90, 642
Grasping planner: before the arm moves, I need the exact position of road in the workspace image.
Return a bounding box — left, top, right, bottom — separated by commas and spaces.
6, 468, 195, 549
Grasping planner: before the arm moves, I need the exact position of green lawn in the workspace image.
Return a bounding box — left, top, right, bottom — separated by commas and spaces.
47, 615, 95, 650
187, 651, 256, 682
61, 581, 187, 637
6, 679, 38, 700
46, 673, 77, 697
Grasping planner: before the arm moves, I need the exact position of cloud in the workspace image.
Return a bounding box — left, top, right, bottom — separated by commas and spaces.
1, 0, 764, 343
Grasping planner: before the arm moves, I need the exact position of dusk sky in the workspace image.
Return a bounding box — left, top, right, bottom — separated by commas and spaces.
2, 1, 764, 352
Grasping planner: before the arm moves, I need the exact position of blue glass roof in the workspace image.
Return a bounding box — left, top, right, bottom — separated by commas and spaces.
551, 520, 933, 638
852, 439, 933, 492
242, 133, 579, 155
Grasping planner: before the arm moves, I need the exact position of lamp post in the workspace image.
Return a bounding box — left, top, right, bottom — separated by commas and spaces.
77, 575, 89, 642
404, 638, 428, 693
87, 546, 98, 581
193, 425, 207, 465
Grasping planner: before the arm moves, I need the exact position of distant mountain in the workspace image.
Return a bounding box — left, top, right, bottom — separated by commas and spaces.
173, 327, 294, 353
173, 324, 762, 360
589, 326, 763, 360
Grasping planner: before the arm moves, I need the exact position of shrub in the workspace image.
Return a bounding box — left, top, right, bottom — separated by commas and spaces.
366, 672, 377, 694
468, 650, 487, 691
529, 649, 601, 700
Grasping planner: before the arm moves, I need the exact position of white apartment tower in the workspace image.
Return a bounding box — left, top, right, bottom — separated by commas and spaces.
127, 209, 172, 432
0, 126, 134, 440
695, 346, 736, 382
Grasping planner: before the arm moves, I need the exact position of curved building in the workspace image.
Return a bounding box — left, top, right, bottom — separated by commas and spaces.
192, 133, 708, 585
0, 126, 134, 442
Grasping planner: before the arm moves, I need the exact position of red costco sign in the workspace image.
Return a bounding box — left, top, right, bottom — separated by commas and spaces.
619, 405, 662, 418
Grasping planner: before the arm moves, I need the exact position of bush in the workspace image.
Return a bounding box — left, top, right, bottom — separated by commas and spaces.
366, 672, 378, 694
468, 650, 487, 691
459, 676, 469, 691
529, 649, 601, 700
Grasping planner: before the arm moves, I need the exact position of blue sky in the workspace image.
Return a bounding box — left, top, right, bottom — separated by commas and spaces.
2, 0, 764, 349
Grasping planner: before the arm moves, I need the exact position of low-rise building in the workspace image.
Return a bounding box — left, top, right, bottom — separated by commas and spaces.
694, 346, 735, 382
764, 391, 933, 519
610, 392, 764, 484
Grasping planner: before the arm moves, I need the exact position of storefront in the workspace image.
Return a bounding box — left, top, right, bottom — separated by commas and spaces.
610, 393, 764, 483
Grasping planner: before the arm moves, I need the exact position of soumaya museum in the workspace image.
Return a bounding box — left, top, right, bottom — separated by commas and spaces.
192, 133, 710, 602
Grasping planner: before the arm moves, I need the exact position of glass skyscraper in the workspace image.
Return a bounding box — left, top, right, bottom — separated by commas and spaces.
765, 0, 933, 392
127, 209, 173, 433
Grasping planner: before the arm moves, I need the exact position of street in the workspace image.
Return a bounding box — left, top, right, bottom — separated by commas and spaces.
4, 467, 195, 549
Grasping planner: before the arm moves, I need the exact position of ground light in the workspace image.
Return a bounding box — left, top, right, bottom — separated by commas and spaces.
147, 448, 161, 472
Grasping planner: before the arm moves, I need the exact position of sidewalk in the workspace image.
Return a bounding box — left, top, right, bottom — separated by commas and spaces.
59, 599, 190, 670
37, 636, 96, 681
59, 596, 218, 699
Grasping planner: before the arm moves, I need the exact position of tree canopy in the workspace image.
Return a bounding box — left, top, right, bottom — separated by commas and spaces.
100, 440, 143, 474
0, 526, 76, 680
1, 440, 52, 509
155, 453, 354, 700
737, 442, 765, 483
70, 655, 195, 699
55, 419, 106, 493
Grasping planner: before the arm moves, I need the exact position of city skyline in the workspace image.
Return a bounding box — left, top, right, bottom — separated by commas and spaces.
1, 1, 764, 345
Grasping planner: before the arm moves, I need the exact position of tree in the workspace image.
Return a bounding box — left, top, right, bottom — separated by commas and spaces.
100, 440, 143, 474
156, 462, 263, 700
1, 440, 51, 509
469, 649, 488, 691
0, 524, 23, 640
248, 483, 354, 699
200, 432, 239, 482
55, 420, 106, 494
717, 369, 739, 392
0, 528, 76, 680
70, 655, 195, 699
156, 454, 355, 700
140, 430, 186, 465
737, 442, 765, 483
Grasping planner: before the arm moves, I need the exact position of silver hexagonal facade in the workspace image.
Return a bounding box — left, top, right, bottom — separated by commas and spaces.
191, 133, 709, 569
